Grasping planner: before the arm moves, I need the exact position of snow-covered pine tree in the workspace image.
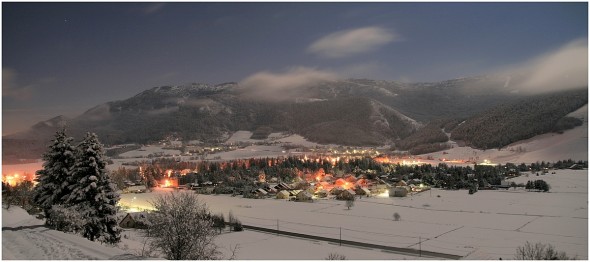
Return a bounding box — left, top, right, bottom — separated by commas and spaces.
67, 132, 121, 244
33, 129, 76, 220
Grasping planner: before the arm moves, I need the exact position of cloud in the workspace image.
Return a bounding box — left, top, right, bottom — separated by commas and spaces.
239, 67, 339, 101
143, 3, 166, 15
308, 26, 398, 58
3, 68, 33, 101
494, 38, 588, 93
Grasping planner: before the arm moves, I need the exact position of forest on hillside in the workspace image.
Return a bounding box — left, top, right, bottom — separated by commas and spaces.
450, 89, 587, 149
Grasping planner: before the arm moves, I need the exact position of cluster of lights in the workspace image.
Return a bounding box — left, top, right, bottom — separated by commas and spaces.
479, 159, 497, 166
2, 173, 35, 186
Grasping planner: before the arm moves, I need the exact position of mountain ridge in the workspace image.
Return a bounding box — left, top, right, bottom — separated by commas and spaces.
3, 76, 587, 162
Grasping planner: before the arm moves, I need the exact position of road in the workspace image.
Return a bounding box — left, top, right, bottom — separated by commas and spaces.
241, 224, 463, 260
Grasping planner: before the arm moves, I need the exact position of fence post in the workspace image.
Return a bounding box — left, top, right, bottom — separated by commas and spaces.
419, 236, 422, 257
277, 219, 279, 236
339, 227, 342, 246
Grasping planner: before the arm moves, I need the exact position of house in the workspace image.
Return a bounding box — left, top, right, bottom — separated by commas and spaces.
321, 174, 335, 182
314, 189, 329, 198
200, 186, 215, 194
344, 174, 357, 183
355, 178, 370, 188
334, 178, 348, 187
569, 164, 582, 170
330, 186, 345, 196
409, 179, 422, 185
276, 190, 290, 199
390, 187, 409, 197
124, 185, 147, 194
252, 188, 268, 198
395, 180, 408, 187
315, 181, 331, 190
369, 183, 388, 194
266, 187, 278, 195
337, 189, 356, 200
275, 182, 293, 191
296, 191, 313, 202
355, 187, 371, 196
119, 212, 150, 229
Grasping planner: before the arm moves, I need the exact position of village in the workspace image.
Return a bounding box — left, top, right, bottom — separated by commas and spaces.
115, 150, 585, 214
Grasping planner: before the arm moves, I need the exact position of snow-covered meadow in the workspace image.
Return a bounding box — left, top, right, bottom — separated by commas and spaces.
119, 169, 588, 260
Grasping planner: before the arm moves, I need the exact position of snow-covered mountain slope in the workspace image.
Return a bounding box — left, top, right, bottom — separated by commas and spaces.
421, 104, 588, 164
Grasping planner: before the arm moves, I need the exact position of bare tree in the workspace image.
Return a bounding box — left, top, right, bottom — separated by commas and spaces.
326, 253, 347, 260
515, 241, 573, 260
148, 191, 220, 260
345, 198, 355, 210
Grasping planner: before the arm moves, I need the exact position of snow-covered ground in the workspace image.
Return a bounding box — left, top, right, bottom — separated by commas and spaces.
2, 205, 419, 260
4, 169, 586, 260
205, 145, 300, 160
118, 145, 181, 158
2, 206, 133, 260
120, 169, 587, 260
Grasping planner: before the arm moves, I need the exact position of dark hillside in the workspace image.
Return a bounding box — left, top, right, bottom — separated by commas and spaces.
450, 89, 587, 149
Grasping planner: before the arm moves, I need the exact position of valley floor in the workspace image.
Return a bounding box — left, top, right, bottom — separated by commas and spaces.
118, 169, 588, 260
2, 169, 586, 260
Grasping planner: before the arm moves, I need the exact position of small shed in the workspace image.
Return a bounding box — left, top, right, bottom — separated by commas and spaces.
296, 191, 313, 202
337, 189, 356, 200
289, 190, 302, 196
253, 188, 268, 197
314, 189, 329, 198
390, 187, 409, 197
277, 190, 290, 199
119, 212, 150, 229
369, 184, 388, 194
355, 187, 371, 196
330, 186, 345, 196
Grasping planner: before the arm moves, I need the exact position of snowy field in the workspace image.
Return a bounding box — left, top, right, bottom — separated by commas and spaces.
117, 145, 181, 158
205, 145, 299, 160
2, 171, 586, 259
119, 169, 588, 260
1, 206, 419, 260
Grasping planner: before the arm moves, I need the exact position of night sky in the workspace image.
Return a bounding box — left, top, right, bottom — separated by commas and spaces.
2, 2, 587, 135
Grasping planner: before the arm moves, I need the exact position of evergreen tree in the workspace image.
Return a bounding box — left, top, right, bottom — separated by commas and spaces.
33, 129, 76, 219
67, 132, 121, 244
